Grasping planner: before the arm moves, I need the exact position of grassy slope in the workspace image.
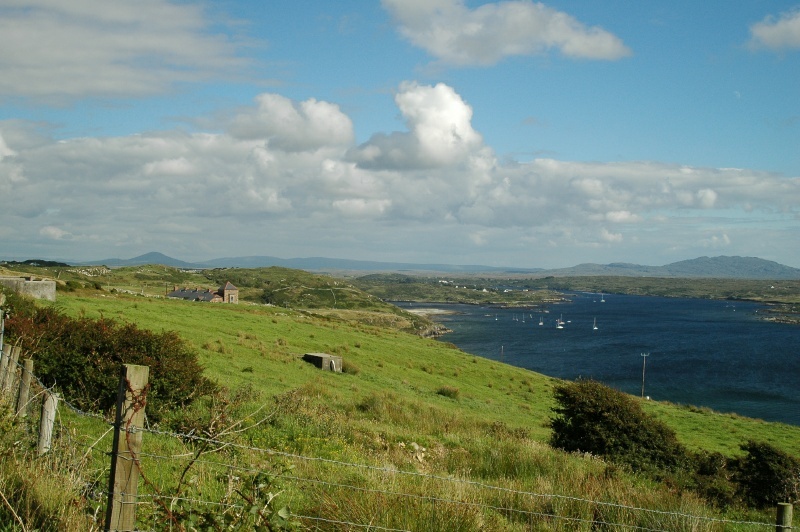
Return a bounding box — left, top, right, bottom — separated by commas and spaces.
6, 266, 800, 528
56, 290, 800, 458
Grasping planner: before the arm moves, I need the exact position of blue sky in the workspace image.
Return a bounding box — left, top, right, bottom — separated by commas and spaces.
1, 0, 799, 268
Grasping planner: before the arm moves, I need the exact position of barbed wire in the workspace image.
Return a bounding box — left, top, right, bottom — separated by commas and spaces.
128, 450, 777, 531
0, 353, 781, 530
133, 425, 774, 529
4, 353, 110, 422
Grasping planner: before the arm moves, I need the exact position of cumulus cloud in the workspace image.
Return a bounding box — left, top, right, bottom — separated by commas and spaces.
349, 82, 487, 169
229, 94, 354, 152
1, 85, 798, 266
382, 0, 631, 65
0, 0, 249, 102
749, 8, 800, 50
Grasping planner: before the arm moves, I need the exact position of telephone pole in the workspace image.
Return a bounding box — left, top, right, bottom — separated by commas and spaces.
641, 353, 649, 398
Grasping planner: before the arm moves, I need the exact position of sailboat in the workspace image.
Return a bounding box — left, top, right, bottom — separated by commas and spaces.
593, 317, 598, 330
539, 316, 543, 326
556, 314, 564, 329
600, 293, 606, 303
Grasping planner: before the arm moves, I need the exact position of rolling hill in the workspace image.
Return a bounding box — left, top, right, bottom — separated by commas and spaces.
75, 253, 800, 279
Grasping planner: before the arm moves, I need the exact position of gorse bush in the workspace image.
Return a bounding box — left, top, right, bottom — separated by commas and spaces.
4, 293, 215, 422
550, 379, 687, 474
735, 440, 800, 508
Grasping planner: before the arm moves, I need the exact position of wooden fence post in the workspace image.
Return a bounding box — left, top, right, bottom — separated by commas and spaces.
0, 344, 10, 393
2, 345, 21, 394
37, 390, 59, 455
104, 364, 149, 532
777, 503, 793, 531
16, 358, 34, 417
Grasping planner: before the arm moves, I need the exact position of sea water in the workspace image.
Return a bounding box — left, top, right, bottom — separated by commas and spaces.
395, 293, 800, 426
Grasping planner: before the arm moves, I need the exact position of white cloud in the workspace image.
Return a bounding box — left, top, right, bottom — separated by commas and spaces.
39, 226, 71, 240
349, 82, 487, 169
0, 0, 249, 102
749, 8, 800, 50
605, 211, 640, 223
699, 233, 732, 249
229, 94, 354, 152
1, 85, 798, 266
382, 0, 631, 65
333, 198, 392, 217
0, 134, 16, 159
696, 188, 718, 209
600, 228, 623, 243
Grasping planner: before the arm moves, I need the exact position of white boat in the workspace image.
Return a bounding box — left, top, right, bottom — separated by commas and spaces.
539, 316, 543, 326
556, 314, 564, 329
600, 293, 605, 303
593, 317, 598, 330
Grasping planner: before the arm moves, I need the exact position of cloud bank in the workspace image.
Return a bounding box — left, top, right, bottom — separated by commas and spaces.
1, 82, 797, 266
0, 0, 248, 102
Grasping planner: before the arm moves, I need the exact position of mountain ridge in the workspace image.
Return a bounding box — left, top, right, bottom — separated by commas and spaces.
73, 253, 800, 280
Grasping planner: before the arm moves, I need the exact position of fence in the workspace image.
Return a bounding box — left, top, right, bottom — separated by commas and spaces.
0, 344, 795, 531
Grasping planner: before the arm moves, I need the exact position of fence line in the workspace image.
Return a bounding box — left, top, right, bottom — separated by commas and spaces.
127, 452, 671, 531
0, 351, 789, 530
135, 424, 778, 529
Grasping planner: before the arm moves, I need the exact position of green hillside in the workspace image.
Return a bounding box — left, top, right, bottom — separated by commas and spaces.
1, 266, 799, 529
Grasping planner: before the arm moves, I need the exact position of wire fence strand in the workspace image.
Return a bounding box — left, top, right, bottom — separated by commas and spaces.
0, 353, 782, 531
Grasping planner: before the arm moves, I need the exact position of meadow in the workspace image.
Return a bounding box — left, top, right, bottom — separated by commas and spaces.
1, 264, 799, 529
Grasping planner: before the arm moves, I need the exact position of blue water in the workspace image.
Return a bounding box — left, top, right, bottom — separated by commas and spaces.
396, 293, 800, 426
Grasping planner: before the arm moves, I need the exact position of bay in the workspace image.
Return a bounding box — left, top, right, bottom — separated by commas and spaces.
395, 293, 800, 426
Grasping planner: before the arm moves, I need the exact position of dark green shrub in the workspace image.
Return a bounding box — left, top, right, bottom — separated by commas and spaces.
550, 379, 687, 473
687, 451, 738, 508
59, 280, 83, 292
5, 299, 215, 423
735, 440, 800, 508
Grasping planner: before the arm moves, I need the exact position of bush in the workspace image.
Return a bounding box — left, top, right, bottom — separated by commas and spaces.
5, 296, 215, 423
550, 379, 687, 473
735, 440, 800, 508
686, 451, 738, 508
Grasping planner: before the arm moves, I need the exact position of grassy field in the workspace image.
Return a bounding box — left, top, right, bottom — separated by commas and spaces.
2, 265, 800, 529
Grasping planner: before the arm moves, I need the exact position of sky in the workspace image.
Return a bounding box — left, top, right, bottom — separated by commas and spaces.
1, 0, 799, 269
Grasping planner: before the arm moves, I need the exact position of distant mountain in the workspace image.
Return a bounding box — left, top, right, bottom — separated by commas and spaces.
86, 252, 197, 268
197, 255, 538, 273
545, 256, 800, 279
77, 253, 800, 279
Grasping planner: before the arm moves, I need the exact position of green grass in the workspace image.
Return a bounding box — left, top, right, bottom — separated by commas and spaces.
49, 292, 799, 447
52, 290, 800, 458
3, 284, 799, 529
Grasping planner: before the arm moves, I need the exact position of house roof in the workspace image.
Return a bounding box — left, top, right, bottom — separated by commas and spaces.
167, 288, 220, 302
221, 281, 237, 291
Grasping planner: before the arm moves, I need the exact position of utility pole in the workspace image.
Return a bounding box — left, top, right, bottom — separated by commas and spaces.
641, 353, 649, 398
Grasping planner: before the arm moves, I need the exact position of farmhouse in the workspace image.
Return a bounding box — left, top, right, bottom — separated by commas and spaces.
167, 281, 238, 303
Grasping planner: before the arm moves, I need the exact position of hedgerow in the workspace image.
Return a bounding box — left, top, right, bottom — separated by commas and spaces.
3, 291, 215, 423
